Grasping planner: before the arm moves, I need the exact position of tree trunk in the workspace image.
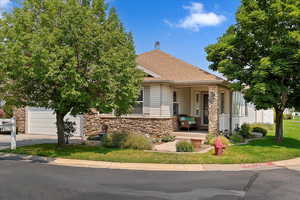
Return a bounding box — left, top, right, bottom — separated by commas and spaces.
275, 109, 284, 143
56, 111, 66, 146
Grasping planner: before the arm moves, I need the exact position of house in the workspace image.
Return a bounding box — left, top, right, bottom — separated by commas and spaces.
14, 50, 274, 137
284, 108, 300, 119
293, 112, 300, 118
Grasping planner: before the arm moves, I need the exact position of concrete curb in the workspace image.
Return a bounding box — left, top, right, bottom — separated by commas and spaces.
1, 152, 300, 171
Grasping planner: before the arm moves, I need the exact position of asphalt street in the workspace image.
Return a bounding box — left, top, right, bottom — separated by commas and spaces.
0, 160, 300, 200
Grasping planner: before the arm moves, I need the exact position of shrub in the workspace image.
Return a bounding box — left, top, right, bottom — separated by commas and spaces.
229, 134, 245, 144
239, 123, 252, 138
152, 138, 161, 144
111, 132, 129, 148
283, 114, 293, 120
64, 120, 76, 144
249, 123, 274, 131
208, 136, 231, 147
161, 135, 176, 143
122, 134, 152, 150
252, 127, 268, 137
102, 132, 129, 148
102, 132, 152, 150
87, 135, 102, 141
101, 134, 113, 147
205, 132, 215, 144
176, 141, 194, 152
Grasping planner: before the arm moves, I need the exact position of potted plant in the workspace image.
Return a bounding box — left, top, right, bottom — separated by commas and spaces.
190, 139, 203, 151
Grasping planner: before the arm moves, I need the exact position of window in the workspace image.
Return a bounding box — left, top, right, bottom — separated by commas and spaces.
220, 93, 225, 114
173, 91, 177, 102
132, 89, 144, 114
173, 91, 179, 116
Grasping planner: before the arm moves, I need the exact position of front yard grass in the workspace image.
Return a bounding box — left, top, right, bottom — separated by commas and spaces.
2, 120, 300, 164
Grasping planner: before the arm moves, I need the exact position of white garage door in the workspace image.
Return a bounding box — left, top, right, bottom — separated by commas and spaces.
27, 107, 83, 136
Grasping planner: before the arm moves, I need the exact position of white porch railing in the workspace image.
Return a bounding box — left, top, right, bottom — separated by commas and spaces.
219, 114, 230, 132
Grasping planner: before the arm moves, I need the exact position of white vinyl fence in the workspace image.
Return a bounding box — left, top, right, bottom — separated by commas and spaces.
219, 114, 230, 132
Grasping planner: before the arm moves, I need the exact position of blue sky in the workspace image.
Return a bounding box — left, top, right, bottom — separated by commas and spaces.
108, 0, 241, 72
0, 0, 241, 72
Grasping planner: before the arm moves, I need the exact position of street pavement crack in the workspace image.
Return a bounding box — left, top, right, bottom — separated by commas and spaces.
240, 172, 259, 200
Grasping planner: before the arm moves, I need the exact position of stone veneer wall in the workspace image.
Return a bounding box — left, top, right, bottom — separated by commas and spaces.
14, 108, 26, 134
84, 114, 175, 138
172, 117, 179, 131
208, 86, 220, 134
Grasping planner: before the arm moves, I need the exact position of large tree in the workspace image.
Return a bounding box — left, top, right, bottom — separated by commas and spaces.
206, 0, 300, 142
0, 0, 142, 145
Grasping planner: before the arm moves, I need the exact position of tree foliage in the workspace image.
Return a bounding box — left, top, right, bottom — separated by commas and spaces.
205, 0, 300, 142
0, 0, 142, 145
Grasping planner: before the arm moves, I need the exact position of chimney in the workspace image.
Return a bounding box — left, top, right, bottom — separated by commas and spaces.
154, 41, 160, 50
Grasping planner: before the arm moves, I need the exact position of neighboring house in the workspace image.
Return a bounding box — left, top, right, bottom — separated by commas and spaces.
293, 112, 300, 118
14, 50, 273, 137
284, 108, 300, 119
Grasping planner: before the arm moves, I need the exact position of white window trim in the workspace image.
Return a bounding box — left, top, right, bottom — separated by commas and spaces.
130, 88, 144, 116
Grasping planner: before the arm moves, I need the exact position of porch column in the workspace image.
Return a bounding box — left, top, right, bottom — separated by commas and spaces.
208, 86, 219, 134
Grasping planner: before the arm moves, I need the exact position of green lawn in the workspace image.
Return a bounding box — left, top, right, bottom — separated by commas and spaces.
2, 120, 300, 164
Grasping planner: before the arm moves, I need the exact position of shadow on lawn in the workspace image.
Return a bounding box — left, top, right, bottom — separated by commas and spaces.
245, 136, 300, 149
29, 143, 122, 158
1, 142, 122, 163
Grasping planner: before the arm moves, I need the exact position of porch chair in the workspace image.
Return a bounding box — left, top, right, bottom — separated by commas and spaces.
178, 115, 198, 131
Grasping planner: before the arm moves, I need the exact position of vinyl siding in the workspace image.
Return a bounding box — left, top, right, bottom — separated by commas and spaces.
147, 85, 173, 117
161, 85, 172, 117
149, 85, 162, 117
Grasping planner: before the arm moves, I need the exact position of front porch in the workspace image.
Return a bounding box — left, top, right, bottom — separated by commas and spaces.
172, 85, 231, 134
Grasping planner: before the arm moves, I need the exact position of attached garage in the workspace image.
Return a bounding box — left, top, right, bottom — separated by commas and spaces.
26, 107, 83, 136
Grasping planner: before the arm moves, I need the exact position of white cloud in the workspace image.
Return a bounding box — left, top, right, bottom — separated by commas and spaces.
163, 19, 174, 28
165, 2, 226, 32
0, 0, 11, 18
0, 0, 10, 8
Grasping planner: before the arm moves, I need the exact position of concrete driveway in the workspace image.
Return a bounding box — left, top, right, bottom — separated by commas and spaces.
0, 134, 82, 150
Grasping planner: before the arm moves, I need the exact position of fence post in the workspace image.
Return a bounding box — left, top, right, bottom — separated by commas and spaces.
11, 117, 16, 150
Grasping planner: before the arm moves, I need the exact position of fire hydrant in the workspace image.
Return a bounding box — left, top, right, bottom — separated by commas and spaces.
214, 136, 224, 156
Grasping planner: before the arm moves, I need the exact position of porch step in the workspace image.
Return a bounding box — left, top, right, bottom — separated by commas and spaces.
171, 132, 207, 140
175, 136, 207, 141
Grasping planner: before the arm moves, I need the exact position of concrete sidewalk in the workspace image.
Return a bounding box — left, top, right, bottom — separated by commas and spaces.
1, 152, 300, 172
